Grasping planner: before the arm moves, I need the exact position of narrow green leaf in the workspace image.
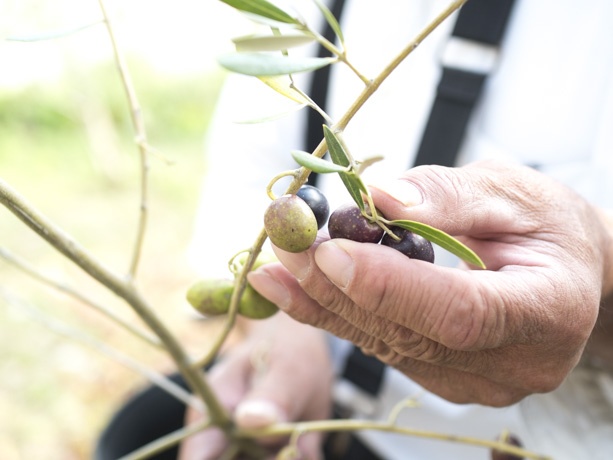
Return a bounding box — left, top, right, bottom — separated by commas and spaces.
389, 220, 486, 269
219, 0, 299, 24
233, 33, 315, 52
218, 53, 336, 76
322, 125, 366, 210
258, 75, 310, 104
312, 0, 344, 45
291, 150, 349, 173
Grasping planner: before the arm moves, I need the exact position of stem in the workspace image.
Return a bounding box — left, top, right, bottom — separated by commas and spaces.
0, 247, 162, 349
98, 0, 150, 280
0, 178, 231, 428
334, 0, 468, 132
193, 230, 269, 370
118, 419, 211, 460
305, 25, 370, 84
239, 419, 551, 460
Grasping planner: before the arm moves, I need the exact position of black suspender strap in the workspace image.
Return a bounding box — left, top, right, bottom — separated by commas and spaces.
305, 0, 516, 399
413, 0, 516, 167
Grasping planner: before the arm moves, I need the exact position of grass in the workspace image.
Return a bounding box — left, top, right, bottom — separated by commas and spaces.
0, 61, 229, 459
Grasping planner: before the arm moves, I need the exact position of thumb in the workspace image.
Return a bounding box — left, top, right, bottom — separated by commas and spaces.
369, 161, 539, 237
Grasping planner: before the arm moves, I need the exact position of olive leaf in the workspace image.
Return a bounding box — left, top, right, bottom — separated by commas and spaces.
389, 219, 486, 269
258, 75, 311, 104
312, 0, 344, 45
291, 150, 349, 173
233, 33, 315, 52
322, 125, 366, 211
218, 0, 299, 25
218, 53, 336, 76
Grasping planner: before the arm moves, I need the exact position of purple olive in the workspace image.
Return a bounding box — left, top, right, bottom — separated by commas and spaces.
381, 227, 435, 263
328, 203, 384, 243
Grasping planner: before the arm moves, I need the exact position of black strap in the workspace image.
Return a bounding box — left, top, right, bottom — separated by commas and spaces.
413, 0, 516, 167
305, 0, 516, 399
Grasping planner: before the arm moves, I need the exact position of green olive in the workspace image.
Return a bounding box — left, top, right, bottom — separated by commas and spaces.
185, 278, 233, 317
239, 284, 279, 319
264, 194, 318, 253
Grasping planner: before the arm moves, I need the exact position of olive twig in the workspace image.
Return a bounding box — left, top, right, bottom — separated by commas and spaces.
193, 229, 270, 371
0, 247, 163, 349
98, 0, 151, 281
304, 24, 370, 85
0, 178, 231, 429
289, 81, 334, 124
386, 393, 422, 425
117, 418, 211, 460
239, 419, 551, 460
266, 169, 300, 200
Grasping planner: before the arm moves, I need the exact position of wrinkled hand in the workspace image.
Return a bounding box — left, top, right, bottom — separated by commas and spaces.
179, 313, 333, 460
248, 160, 613, 407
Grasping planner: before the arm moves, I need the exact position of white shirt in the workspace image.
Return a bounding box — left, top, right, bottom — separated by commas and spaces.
190, 1, 613, 458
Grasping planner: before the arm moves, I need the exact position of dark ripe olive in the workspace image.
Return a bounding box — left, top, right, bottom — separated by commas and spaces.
186, 278, 233, 317
296, 185, 330, 229
328, 203, 384, 243
381, 227, 435, 263
264, 194, 318, 253
491, 432, 524, 460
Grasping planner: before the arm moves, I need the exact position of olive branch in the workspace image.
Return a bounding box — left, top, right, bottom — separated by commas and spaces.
0, 0, 552, 459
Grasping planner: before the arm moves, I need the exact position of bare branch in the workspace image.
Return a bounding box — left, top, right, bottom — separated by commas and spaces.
0, 178, 230, 427
97, 0, 151, 280
0, 289, 201, 412
0, 247, 163, 349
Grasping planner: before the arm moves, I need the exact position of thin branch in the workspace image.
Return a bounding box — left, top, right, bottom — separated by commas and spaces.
0, 289, 201, 412
239, 419, 551, 460
0, 178, 231, 428
0, 247, 163, 349
97, 0, 150, 280
118, 419, 211, 460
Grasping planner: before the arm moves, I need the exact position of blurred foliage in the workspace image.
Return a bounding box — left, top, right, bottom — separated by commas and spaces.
0, 58, 226, 459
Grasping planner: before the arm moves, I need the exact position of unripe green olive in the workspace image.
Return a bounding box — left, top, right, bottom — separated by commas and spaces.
264, 194, 318, 253
186, 278, 233, 317
239, 284, 279, 319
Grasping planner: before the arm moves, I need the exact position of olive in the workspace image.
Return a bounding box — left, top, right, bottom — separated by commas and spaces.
328, 203, 384, 243
296, 185, 330, 229
381, 227, 435, 263
264, 194, 318, 253
185, 278, 233, 317
239, 284, 279, 319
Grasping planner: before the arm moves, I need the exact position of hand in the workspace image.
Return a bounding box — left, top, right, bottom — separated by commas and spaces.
248, 160, 613, 407
178, 313, 333, 460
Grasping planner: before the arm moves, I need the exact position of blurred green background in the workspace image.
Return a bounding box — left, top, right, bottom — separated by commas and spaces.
0, 1, 244, 458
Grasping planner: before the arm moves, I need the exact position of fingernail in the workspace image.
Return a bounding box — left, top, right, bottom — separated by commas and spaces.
235, 399, 283, 428
272, 247, 311, 281
371, 180, 423, 206
247, 271, 290, 309
314, 241, 353, 289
